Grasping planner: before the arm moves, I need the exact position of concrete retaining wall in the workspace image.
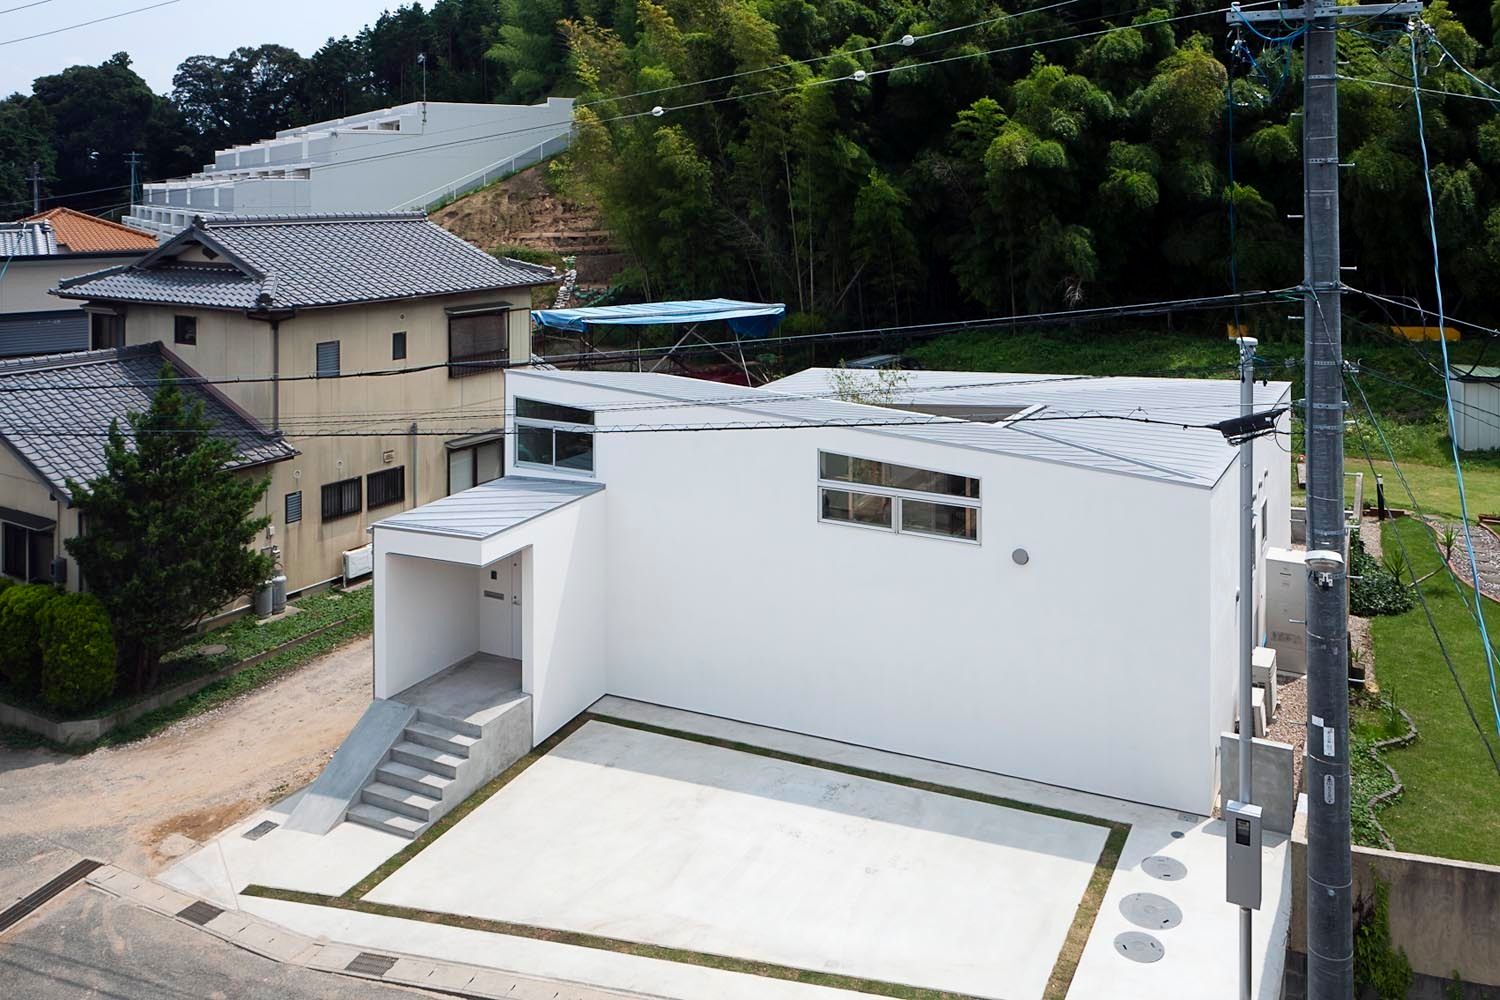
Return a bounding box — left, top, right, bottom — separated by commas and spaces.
1219, 733, 1296, 834
1287, 807, 1500, 991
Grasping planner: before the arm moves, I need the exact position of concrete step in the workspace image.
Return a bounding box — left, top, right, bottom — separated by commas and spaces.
361, 781, 442, 821
346, 802, 425, 839
390, 741, 464, 779
404, 720, 478, 758
418, 708, 481, 740
376, 760, 455, 798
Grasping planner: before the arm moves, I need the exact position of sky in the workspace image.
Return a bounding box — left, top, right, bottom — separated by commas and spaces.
0, 0, 396, 96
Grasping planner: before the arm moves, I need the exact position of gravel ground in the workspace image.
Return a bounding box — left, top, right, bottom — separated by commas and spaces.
1267, 674, 1308, 793
1427, 515, 1500, 603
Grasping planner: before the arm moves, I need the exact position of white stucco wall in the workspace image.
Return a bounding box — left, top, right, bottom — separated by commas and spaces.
373, 489, 607, 741
504, 372, 1228, 814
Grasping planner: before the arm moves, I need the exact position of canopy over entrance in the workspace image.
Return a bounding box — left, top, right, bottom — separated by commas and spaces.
530, 298, 786, 382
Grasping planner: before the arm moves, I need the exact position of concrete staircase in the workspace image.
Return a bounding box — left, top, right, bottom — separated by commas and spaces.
346, 711, 483, 838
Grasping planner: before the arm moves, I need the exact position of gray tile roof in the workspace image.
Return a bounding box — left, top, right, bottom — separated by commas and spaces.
0, 221, 58, 258
375, 475, 604, 539
0, 343, 297, 501
54, 212, 557, 311
513, 367, 1291, 489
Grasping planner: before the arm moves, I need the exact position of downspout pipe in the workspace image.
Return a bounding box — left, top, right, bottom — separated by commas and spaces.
244, 304, 296, 432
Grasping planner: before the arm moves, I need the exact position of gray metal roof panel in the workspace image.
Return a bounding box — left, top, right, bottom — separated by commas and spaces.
0, 343, 297, 499
375, 475, 604, 540
514, 367, 1291, 487
54, 213, 557, 310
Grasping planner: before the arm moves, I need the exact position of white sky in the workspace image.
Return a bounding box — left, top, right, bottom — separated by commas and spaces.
1, 0, 397, 96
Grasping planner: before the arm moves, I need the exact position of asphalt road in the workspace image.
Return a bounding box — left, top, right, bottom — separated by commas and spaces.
0, 879, 437, 1000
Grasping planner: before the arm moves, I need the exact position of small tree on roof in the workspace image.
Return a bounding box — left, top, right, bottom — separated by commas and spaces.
65, 364, 271, 692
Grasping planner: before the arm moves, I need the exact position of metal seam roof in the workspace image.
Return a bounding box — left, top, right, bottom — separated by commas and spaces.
375, 476, 605, 539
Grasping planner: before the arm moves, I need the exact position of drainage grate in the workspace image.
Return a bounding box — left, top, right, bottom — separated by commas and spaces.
177, 900, 224, 926
1141, 855, 1189, 881
346, 952, 400, 977
0, 859, 103, 933
1114, 931, 1166, 964
1120, 892, 1183, 930
242, 820, 279, 841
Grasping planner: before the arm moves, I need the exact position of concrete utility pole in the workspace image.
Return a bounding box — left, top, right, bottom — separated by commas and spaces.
1228, 3, 1419, 997
125, 152, 144, 207
28, 161, 41, 214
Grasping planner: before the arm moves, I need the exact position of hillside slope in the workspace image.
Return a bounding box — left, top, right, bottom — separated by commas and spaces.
432, 164, 626, 289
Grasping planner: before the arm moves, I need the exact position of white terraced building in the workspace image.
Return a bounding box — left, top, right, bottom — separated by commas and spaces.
124, 99, 573, 238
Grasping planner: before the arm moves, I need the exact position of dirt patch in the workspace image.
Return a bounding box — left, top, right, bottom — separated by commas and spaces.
432, 162, 626, 290
0, 637, 373, 876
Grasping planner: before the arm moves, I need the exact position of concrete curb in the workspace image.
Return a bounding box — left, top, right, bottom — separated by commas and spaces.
83, 865, 656, 1000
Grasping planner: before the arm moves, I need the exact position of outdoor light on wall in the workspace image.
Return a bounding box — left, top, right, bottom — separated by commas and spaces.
1305, 550, 1344, 590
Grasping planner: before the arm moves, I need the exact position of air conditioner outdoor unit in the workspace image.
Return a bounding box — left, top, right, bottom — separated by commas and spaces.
343, 543, 373, 583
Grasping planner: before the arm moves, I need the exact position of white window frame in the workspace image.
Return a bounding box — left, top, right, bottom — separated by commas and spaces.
815, 450, 981, 544
513, 398, 596, 476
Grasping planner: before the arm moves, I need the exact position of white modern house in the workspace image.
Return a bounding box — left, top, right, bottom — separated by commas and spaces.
328, 364, 1291, 836
124, 99, 574, 238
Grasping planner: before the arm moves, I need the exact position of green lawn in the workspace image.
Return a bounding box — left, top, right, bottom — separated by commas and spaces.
1367, 518, 1500, 864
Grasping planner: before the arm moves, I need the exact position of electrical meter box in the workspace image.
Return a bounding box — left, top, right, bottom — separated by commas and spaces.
1225, 800, 1263, 909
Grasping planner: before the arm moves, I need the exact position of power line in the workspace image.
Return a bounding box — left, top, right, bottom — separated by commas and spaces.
1345, 371, 1500, 775
1408, 21, 1500, 734
3, 288, 1294, 394
0, 0, 53, 13
0, 0, 180, 47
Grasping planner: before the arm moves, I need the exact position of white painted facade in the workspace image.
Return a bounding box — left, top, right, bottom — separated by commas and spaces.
372, 367, 1291, 814
125, 99, 574, 237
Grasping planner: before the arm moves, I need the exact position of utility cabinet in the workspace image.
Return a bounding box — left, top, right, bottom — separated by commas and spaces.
1265, 547, 1306, 677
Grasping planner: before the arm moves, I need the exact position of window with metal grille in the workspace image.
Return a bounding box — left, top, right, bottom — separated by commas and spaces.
174, 315, 197, 345
448, 310, 508, 377
392, 331, 406, 361
367, 467, 405, 509
316, 340, 340, 378
284, 490, 302, 524
320, 477, 361, 521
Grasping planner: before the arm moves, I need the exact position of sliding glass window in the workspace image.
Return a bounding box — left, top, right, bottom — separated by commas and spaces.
817, 451, 979, 542
515, 398, 595, 473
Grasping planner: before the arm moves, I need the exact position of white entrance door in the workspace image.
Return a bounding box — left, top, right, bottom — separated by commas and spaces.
483, 554, 523, 660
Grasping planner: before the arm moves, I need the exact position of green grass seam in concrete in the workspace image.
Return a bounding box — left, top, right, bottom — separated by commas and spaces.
332, 711, 1132, 997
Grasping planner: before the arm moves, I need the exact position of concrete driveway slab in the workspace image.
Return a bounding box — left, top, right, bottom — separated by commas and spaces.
367, 720, 1109, 999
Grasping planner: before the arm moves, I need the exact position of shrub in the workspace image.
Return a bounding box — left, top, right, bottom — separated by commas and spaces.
1350, 533, 1415, 617
0, 583, 60, 694
1353, 876, 1413, 1000
38, 593, 117, 713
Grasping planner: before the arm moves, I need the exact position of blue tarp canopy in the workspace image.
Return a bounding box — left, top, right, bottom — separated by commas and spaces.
531, 298, 786, 338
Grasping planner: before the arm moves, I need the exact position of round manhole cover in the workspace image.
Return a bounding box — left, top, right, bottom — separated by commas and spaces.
1114, 931, 1165, 964
1120, 892, 1183, 930
1141, 855, 1188, 881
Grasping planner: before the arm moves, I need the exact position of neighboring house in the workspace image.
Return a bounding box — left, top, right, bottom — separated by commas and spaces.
0, 213, 154, 358
48, 212, 556, 594
124, 99, 575, 238
366, 366, 1292, 818
0, 344, 295, 586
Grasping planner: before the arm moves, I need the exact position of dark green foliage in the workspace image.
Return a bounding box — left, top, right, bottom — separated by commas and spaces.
1351, 532, 1417, 617
1353, 877, 1414, 1000
65, 366, 271, 695
0, 584, 61, 695
37, 594, 117, 714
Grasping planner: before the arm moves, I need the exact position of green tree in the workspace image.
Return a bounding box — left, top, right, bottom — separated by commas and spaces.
65, 367, 271, 693
0, 94, 55, 210
29, 54, 158, 210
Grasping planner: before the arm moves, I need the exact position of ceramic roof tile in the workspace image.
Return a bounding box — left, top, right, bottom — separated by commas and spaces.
54, 212, 556, 311
0, 343, 296, 500
21, 208, 156, 253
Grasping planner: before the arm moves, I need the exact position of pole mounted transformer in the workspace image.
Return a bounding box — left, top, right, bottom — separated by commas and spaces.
1226, 3, 1421, 996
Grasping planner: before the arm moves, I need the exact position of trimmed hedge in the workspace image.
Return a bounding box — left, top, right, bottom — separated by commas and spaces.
0, 583, 61, 693
38, 593, 117, 713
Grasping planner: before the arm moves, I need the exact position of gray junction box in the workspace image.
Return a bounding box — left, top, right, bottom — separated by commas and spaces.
1225, 800, 1263, 910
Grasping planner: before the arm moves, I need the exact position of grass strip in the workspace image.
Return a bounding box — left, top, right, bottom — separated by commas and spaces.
338, 710, 1129, 997
344, 713, 592, 899
245, 885, 981, 1000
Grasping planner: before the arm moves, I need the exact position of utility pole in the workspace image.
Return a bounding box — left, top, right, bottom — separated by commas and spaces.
28, 161, 41, 214
1236, 335, 1257, 1000
418, 53, 428, 128
1227, 3, 1420, 997
125, 152, 144, 208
